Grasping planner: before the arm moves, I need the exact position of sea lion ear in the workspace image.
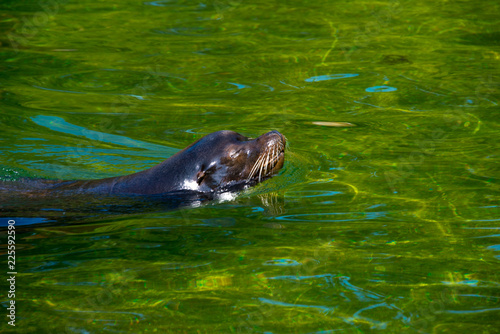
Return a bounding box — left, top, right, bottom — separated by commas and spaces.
239, 134, 250, 141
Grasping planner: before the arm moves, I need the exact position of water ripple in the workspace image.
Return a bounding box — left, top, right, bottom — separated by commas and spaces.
366, 85, 397, 92
31, 69, 187, 95
144, 0, 207, 10
263, 259, 301, 266
305, 74, 359, 82
274, 211, 387, 222
153, 26, 216, 36
259, 297, 337, 314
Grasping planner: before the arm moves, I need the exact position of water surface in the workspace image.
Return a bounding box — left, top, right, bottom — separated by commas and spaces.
1, 0, 499, 332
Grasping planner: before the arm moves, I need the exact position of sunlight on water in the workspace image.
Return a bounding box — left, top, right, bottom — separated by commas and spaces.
0, 0, 499, 332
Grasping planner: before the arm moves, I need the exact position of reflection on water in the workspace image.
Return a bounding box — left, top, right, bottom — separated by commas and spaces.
305, 73, 359, 82
0, 0, 499, 332
31, 115, 177, 153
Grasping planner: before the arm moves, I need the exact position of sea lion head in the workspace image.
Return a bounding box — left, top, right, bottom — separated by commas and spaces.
179, 130, 286, 193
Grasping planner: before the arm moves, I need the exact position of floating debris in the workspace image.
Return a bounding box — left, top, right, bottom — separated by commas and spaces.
312, 121, 356, 127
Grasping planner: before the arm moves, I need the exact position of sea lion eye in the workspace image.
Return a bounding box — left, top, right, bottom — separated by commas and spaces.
196, 170, 206, 185
230, 149, 242, 158
197, 163, 217, 184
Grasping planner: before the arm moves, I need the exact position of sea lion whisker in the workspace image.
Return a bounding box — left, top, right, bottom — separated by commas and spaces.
249, 162, 260, 180
249, 157, 265, 181
268, 149, 273, 173
248, 153, 266, 180
258, 150, 269, 182
268, 148, 274, 170
258, 161, 264, 182
269, 146, 278, 166
264, 150, 270, 175
249, 153, 264, 174
271, 147, 277, 169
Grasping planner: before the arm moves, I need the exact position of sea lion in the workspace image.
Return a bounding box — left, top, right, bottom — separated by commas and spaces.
1, 130, 286, 197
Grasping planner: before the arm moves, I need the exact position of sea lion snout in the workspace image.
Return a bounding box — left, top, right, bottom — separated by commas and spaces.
259, 130, 286, 148
242, 130, 286, 184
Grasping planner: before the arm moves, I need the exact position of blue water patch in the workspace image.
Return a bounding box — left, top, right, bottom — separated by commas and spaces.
22, 137, 48, 141
26, 261, 78, 273
258, 297, 336, 314
31, 115, 177, 155
269, 273, 336, 281
263, 259, 301, 266
365, 86, 397, 92
144, 0, 176, 6
338, 276, 383, 301
274, 210, 386, 222
445, 307, 500, 314
227, 82, 250, 89
487, 244, 500, 251
442, 280, 479, 286
305, 74, 359, 82
1, 217, 55, 226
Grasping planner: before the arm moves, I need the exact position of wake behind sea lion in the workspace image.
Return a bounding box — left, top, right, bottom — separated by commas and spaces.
1, 130, 286, 198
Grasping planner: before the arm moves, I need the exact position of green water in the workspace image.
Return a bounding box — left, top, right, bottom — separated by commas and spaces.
1, 0, 499, 332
